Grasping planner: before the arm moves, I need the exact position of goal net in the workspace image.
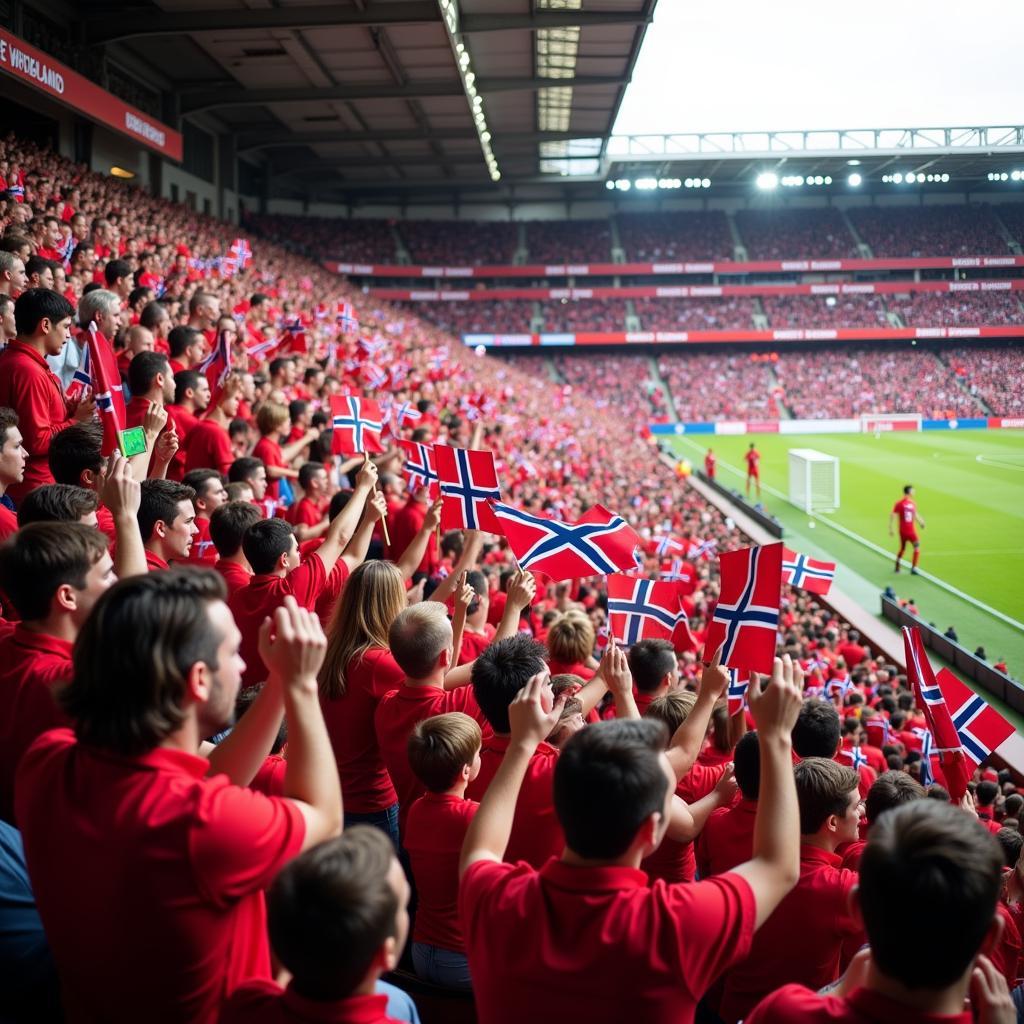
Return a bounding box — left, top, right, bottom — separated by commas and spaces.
789, 449, 840, 513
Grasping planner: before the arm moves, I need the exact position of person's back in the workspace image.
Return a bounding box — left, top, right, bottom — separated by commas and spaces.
745, 800, 1009, 1024
697, 731, 760, 877
719, 758, 864, 1024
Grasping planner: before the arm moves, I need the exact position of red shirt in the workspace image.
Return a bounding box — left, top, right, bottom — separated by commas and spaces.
222, 983, 402, 1024
720, 845, 862, 1024
697, 798, 757, 878
893, 497, 917, 535
389, 497, 438, 575
253, 436, 285, 500
458, 623, 494, 665
466, 735, 562, 869
185, 419, 234, 476
145, 548, 170, 572
228, 555, 327, 689
320, 648, 404, 814
0, 625, 72, 822
745, 984, 971, 1024
547, 657, 595, 681
187, 516, 217, 564
215, 558, 252, 598
405, 792, 479, 951
642, 761, 728, 885
165, 403, 199, 480
460, 858, 756, 1024
375, 683, 486, 835
745, 449, 760, 472
0, 340, 76, 502
0, 503, 17, 541
16, 728, 306, 1024
286, 497, 324, 529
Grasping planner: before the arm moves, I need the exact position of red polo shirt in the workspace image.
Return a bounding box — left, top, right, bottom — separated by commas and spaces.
125, 395, 179, 438
320, 648, 404, 814
228, 554, 327, 689
145, 548, 170, 572
696, 798, 757, 878
286, 497, 323, 529
184, 419, 234, 476
0, 339, 76, 502
222, 982, 402, 1024
744, 984, 971, 1024
460, 858, 756, 1024
458, 623, 494, 665
375, 683, 486, 835
16, 728, 306, 1024
405, 792, 479, 952
165, 404, 198, 480
466, 735, 563, 868
719, 845, 862, 1024
215, 559, 252, 598
186, 516, 217, 564
0, 625, 72, 822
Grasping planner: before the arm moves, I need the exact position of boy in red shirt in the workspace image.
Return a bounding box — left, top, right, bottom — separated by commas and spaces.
209, 500, 261, 596
16, 576, 343, 1024
746, 800, 1011, 1024
459, 655, 806, 1024
405, 712, 482, 990
138, 478, 199, 570
889, 483, 926, 574
795, 698, 876, 799
221, 828, 413, 1024
0, 407, 26, 539
184, 376, 242, 477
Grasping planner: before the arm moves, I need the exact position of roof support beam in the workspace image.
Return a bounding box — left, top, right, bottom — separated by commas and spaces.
86, 1, 439, 43
238, 128, 587, 154
460, 10, 652, 32
180, 75, 629, 114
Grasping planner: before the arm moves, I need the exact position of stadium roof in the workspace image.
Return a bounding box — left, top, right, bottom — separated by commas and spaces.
96, 0, 656, 204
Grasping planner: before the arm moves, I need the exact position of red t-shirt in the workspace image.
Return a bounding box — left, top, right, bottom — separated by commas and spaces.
145, 548, 170, 572
547, 657, 595, 681
253, 436, 285, 500
187, 516, 217, 564
893, 498, 917, 537
286, 497, 323, 529
0, 340, 75, 502
165, 403, 199, 480
215, 559, 252, 598
458, 623, 495, 665
0, 503, 17, 541
389, 497, 438, 575
466, 735, 563, 869
720, 845, 862, 1024
320, 648, 404, 814
16, 729, 306, 1024
0, 625, 72, 822
405, 792, 479, 951
228, 555, 327, 689
375, 683, 487, 835
744, 983, 971, 1024
221, 982, 402, 1024
185, 419, 234, 476
460, 858, 756, 1024
745, 449, 760, 473
696, 798, 757, 878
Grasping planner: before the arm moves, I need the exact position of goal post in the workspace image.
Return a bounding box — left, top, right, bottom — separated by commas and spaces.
788, 449, 840, 513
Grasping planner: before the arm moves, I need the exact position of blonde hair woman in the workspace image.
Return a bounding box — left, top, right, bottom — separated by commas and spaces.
319, 559, 409, 845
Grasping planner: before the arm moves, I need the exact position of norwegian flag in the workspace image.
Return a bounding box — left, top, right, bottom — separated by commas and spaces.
57, 232, 75, 267
660, 556, 697, 596
245, 335, 282, 361
781, 547, 836, 596
805, 653, 830, 677
902, 626, 971, 799
428, 348, 448, 372
66, 341, 91, 402
489, 502, 641, 583
229, 238, 252, 269
359, 336, 387, 359
198, 328, 233, 402
727, 668, 750, 717
86, 324, 127, 457
688, 538, 718, 561
936, 666, 1015, 771
337, 302, 359, 333
435, 446, 501, 532
863, 716, 891, 747
392, 401, 422, 432
911, 726, 936, 787
652, 534, 685, 559
606, 574, 683, 645
838, 746, 869, 771
703, 542, 782, 675
330, 394, 384, 456
397, 439, 439, 498
826, 674, 854, 703
281, 318, 308, 354
362, 363, 388, 391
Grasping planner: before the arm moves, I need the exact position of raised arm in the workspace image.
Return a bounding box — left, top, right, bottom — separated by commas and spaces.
665, 768, 737, 843
665, 655, 729, 780
129, 401, 168, 481
729, 655, 804, 928
460, 671, 564, 875
315, 456, 378, 575
395, 497, 442, 581
429, 529, 482, 605
101, 453, 147, 579
601, 643, 636, 720
339, 490, 387, 573
492, 568, 536, 643
280, 427, 320, 465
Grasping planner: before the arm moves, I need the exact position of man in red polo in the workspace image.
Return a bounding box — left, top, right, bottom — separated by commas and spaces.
286, 461, 330, 543
0, 289, 94, 502
166, 368, 210, 480
16, 575, 343, 1024
459, 656, 806, 1024
184, 376, 241, 477
125, 351, 179, 440
229, 458, 377, 688
138, 478, 199, 570
209, 500, 262, 597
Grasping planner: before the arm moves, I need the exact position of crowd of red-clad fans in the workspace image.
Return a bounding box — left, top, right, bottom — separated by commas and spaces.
396, 220, 518, 267
618, 210, 735, 262
245, 212, 398, 264
553, 352, 668, 423
658, 352, 782, 421
395, 300, 535, 338
0, 129, 1023, 1024
849, 204, 1011, 258
942, 346, 1024, 417
891, 291, 1024, 328
634, 295, 758, 331
525, 218, 614, 264
536, 297, 627, 332
735, 208, 862, 261
761, 294, 892, 329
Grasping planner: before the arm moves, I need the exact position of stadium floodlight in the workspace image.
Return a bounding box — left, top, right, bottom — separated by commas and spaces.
1013, 171, 1023, 182
905, 172, 916, 183
605, 180, 615, 190
848, 172, 862, 186
941, 173, 950, 182
847, 159, 861, 166
892, 172, 903, 184
635, 178, 657, 190
756, 172, 778, 190
824, 175, 832, 184
701, 178, 711, 188
615, 179, 631, 191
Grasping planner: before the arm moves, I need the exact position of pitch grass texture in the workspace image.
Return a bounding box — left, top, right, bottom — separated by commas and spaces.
668, 430, 1024, 679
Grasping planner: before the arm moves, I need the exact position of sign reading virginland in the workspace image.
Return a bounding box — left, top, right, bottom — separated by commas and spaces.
0, 28, 182, 161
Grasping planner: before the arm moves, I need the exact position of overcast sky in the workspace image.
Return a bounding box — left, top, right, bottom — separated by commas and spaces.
613, 1, 1024, 137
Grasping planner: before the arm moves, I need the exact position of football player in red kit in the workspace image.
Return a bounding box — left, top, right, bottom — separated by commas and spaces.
704, 448, 716, 480
889, 484, 925, 574
744, 443, 761, 498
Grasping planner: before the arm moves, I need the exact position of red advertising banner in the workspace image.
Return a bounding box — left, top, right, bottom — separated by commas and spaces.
464, 325, 1023, 348
0, 28, 182, 161
369, 278, 1024, 302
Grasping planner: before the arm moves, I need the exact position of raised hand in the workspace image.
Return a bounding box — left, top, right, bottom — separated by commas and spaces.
363, 490, 388, 523
699, 647, 730, 701
713, 765, 738, 803
508, 670, 564, 750
971, 954, 1015, 1024
748, 654, 804, 739
407, 578, 426, 604
72, 393, 96, 422
423, 497, 443, 533
257, 596, 328, 691
601, 642, 633, 697
506, 568, 536, 610
99, 451, 141, 517
354, 452, 379, 491
453, 570, 475, 614
142, 400, 168, 439
153, 424, 179, 465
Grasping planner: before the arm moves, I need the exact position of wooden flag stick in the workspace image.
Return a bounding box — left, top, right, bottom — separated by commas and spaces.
366, 452, 391, 546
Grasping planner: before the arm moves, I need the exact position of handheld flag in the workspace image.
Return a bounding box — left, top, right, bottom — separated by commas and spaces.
606, 574, 683, 645
727, 668, 750, 717
838, 746, 869, 771
781, 547, 836, 596
434, 445, 502, 532
228, 238, 252, 270
281, 318, 308, 355
397, 439, 439, 499
936, 666, 1015, 771
198, 328, 233, 405
330, 394, 384, 456
660, 556, 697, 596
703, 542, 782, 675
65, 341, 91, 402
489, 501, 641, 582
337, 301, 359, 333
86, 324, 127, 457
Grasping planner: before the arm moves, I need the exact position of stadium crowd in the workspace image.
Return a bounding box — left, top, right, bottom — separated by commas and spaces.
941, 346, 1024, 416
658, 352, 782, 421
633, 295, 758, 331
735, 208, 861, 261
395, 300, 534, 338
891, 291, 1024, 328
536, 297, 628, 332
618, 210, 735, 262
397, 220, 518, 267
0, 130, 1021, 1024
849, 204, 1011, 258
761, 294, 891, 329
244, 213, 398, 265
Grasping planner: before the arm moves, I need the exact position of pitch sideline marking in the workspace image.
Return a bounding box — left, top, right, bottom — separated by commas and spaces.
976, 454, 1024, 473
674, 437, 1024, 634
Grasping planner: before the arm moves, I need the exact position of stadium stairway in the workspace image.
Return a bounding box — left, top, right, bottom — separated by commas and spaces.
840, 208, 874, 258
647, 357, 678, 421
390, 223, 411, 264
934, 351, 993, 415
766, 365, 792, 419
991, 208, 1023, 254
609, 215, 626, 263
751, 297, 769, 329
725, 213, 749, 262
513, 222, 528, 265
546, 356, 565, 383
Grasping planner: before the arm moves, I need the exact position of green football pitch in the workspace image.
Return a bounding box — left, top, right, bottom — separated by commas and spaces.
667, 430, 1024, 676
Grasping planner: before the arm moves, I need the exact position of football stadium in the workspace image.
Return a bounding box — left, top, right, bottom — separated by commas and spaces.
0, 1, 1022, 1021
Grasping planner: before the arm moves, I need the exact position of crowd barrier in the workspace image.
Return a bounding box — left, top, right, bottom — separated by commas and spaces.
651, 417, 1024, 436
